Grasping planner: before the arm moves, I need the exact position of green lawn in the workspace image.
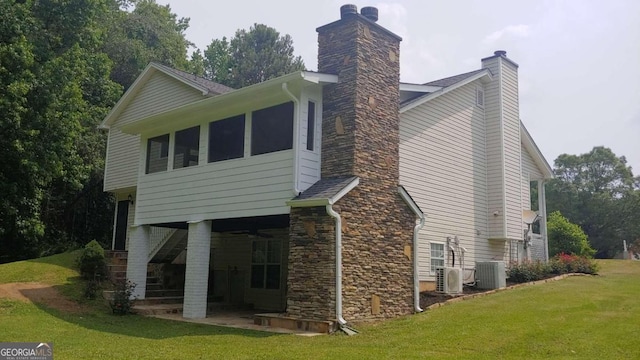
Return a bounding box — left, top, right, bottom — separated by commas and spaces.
1, 254, 639, 359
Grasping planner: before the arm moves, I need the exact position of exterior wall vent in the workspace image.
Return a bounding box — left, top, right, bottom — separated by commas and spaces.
475, 261, 506, 289
476, 87, 485, 108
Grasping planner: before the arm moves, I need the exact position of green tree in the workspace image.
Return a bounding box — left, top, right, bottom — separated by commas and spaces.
197, 24, 305, 88
102, 0, 192, 89
547, 211, 595, 257
0, 0, 120, 262
546, 147, 639, 258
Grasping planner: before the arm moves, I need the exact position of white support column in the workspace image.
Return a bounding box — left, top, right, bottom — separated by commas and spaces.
183, 220, 212, 319
126, 225, 150, 299
538, 180, 549, 261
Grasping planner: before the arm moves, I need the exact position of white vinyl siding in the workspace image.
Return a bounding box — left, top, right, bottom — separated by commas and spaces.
481, 57, 506, 239
104, 72, 206, 192
501, 60, 524, 240
400, 80, 494, 280
135, 150, 294, 225
297, 87, 322, 191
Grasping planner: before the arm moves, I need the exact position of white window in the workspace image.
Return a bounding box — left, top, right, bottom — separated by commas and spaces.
250, 239, 282, 289
476, 87, 484, 108
430, 242, 445, 275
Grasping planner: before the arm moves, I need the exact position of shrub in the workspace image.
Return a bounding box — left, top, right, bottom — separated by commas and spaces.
507, 260, 551, 283
507, 254, 598, 283
109, 280, 137, 315
548, 211, 596, 258
77, 240, 108, 281
84, 280, 101, 300
551, 253, 599, 275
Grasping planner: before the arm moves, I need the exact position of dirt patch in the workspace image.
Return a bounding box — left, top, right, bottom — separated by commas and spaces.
0, 282, 87, 314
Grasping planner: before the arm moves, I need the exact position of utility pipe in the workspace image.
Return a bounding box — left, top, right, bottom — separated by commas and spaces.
412, 215, 426, 312
282, 82, 301, 196
326, 205, 347, 325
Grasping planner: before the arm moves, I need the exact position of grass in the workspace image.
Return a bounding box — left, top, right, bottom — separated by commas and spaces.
1, 253, 639, 359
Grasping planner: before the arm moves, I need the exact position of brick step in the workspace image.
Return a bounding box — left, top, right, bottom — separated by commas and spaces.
108, 258, 128, 266
107, 264, 127, 271
146, 283, 163, 291
145, 289, 184, 298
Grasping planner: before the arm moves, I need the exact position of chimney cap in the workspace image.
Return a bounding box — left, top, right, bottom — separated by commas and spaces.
494, 50, 507, 57
340, 4, 358, 19
361, 6, 379, 22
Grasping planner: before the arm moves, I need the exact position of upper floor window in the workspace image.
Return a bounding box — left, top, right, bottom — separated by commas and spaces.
209, 114, 245, 162
306, 101, 316, 151
251, 102, 294, 156
173, 126, 200, 169
146, 134, 169, 174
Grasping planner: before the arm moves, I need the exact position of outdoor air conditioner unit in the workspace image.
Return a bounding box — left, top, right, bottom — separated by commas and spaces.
436, 267, 463, 294
475, 261, 506, 289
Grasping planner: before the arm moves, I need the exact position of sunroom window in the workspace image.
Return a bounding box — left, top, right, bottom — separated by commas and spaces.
306, 101, 316, 151
173, 126, 200, 169
251, 102, 294, 156
209, 114, 245, 162
146, 134, 169, 174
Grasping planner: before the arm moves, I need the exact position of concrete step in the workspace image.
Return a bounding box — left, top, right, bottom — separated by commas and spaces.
145, 289, 184, 298
135, 296, 184, 306
133, 303, 183, 316
254, 313, 336, 334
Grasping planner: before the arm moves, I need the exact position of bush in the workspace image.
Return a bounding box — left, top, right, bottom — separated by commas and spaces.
507, 260, 551, 283
84, 280, 101, 300
548, 211, 596, 258
76, 240, 108, 281
507, 254, 598, 283
109, 280, 137, 315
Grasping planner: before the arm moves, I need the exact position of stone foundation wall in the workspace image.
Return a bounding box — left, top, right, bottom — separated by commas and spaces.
287, 207, 336, 320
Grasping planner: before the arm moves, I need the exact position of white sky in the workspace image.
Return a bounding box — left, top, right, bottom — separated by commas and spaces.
158, 0, 640, 174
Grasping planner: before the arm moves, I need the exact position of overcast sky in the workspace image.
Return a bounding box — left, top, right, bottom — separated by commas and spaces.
157, 0, 640, 174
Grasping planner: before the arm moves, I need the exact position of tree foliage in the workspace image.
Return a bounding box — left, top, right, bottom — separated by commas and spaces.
547, 211, 595, 257
102, 0, 192, 89
546, 147, 640, 258
195, 23, 305, 88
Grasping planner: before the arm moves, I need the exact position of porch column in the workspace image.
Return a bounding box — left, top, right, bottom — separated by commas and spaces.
538, 180, 549, 261
126, 225, 150, 299
183, 220, 211, 319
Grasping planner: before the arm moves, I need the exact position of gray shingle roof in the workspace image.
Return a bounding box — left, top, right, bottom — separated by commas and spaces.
151, 62, 234, 95
292, 176, 359, 201
424, 68, 487, 88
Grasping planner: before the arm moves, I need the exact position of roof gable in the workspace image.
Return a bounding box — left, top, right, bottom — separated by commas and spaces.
521, 121, 554, 179
99, 63, 232, 129
400, 69, 492, 113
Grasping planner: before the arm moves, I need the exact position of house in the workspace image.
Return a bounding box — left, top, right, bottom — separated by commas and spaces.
99, 4, 553, 327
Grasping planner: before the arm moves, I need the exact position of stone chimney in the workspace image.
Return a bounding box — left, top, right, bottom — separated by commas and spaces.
286, 5, 415, 322
317, 4, 402, 183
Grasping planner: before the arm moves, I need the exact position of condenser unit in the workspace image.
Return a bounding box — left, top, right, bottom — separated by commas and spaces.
475, 261, 506, 289
436, 267, 463, 294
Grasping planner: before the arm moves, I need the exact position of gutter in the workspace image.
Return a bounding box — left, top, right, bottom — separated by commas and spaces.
398, 186, 426, 313
326, 205, 348, 326
282, 82, 301, 196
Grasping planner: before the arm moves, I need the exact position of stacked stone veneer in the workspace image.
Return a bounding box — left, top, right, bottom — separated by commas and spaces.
287, 9, 417, 321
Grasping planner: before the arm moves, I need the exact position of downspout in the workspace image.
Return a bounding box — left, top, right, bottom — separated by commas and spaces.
326, 204, 347, 326
413, 214, 426, 312
282, 83, 301, 196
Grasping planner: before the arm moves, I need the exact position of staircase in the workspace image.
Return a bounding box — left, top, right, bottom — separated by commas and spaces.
104, 251, 185, 315
149, 230, 188, 263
